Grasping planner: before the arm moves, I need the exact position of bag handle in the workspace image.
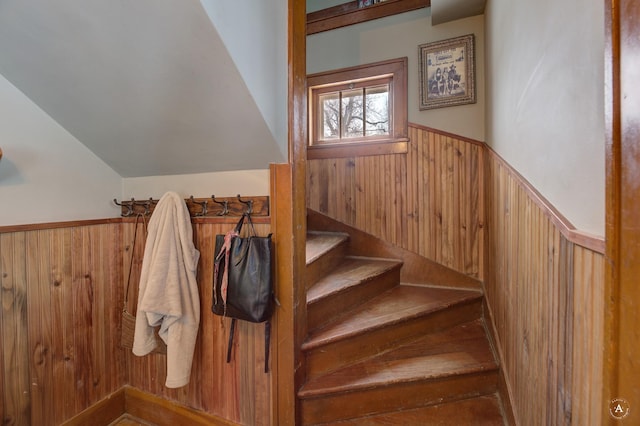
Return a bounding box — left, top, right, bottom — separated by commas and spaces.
123, 213, 146, 313
226, 318, 270, 373
232, 212, 257, 237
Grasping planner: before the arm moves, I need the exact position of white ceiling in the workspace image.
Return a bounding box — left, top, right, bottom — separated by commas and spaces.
0, 0, 285, 177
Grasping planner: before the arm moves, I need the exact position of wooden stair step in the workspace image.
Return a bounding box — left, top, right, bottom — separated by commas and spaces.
306, 231, 350, 289
302, 285, 483, 379
326, 394, 505, 425
306, 231, 350, 264
299, 320, 499, 424
308, 256, 402, 303
300, 320, 497, 398
303, 284, 483, 350
307, 256, 402, 330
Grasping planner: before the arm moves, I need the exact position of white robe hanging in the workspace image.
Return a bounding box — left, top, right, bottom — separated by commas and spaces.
132, 191, 200, 388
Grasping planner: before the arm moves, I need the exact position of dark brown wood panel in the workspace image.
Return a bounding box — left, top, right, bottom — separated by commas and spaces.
124, 220, 272, 425
0, 214, 274, 425
0, 224, 127, 425
307, 123, 484, 279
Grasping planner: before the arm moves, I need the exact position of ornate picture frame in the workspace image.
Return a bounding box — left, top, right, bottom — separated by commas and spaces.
418, 34, 476, 110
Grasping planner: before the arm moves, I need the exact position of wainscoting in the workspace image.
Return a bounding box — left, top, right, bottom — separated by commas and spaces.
485, 152, 604, 425
0, 217, 272, 426
307, 124, 484, 279
307, 123, 605, 425
0, 222, 126, 426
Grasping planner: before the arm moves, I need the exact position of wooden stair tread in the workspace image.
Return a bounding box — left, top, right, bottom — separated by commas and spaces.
307, 256, 402, 304
299, 321, 497, 398
302, 285, 482, 350
306, 231, 349, 264
327, 394, 505, 425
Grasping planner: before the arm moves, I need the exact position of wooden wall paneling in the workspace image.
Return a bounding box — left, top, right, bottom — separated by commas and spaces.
123, 219, 272, 425
26, 230, 54, 425
307, 124, 484, 279
483, 150, 605, 425
0, 244, 3, 426
1, 224, 127, 426
572, 247, 604, 425
0, 232, 31, 425
51, 227, 74, 424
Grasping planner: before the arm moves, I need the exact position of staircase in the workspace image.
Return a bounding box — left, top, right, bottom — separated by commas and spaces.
299, 215, 507, 425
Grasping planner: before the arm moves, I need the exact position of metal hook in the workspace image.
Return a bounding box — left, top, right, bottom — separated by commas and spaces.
134, 197, 156, 216
236, 194, 253, 215
114, 198, 135, 217
211, 195, 229, 216
190, 196, 208, 217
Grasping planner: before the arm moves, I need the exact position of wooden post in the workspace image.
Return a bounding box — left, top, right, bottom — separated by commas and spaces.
603, 0, 640, 423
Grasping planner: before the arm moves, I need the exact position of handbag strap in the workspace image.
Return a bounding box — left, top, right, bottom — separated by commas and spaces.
225, 318, 271, 373
123, 213, 146, 313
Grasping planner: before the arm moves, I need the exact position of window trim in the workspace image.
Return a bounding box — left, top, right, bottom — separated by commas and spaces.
307, 57, 408, 159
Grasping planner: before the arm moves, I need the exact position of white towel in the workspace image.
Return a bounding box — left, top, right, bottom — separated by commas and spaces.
132, 191, 200, 388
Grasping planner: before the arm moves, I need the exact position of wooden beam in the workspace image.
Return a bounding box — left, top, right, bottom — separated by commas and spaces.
603, 0, 640, 423
307, 0, 430, 35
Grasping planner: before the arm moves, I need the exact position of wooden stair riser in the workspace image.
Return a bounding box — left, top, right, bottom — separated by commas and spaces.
323, 395, 505, 425
306, 236, 349, 290
304, 299, 482, 380
300, 370, 499, 424
307, 266, 401, 331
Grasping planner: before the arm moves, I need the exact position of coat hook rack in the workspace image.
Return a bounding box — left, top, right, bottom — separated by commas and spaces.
114, 195, 268, 218
237, 194, 253, 215
211, 195, 229, 216
190, 196, 208, 217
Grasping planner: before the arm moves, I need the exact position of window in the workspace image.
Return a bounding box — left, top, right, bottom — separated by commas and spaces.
308, 57, 408, 159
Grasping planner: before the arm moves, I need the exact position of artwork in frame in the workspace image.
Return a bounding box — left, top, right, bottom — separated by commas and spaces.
418, 34, 476, 110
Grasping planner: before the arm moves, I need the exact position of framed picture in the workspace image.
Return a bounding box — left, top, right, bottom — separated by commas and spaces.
418, 34, 476, 110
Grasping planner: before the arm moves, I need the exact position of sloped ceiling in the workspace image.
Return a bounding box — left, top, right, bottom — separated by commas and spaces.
0, 0, 285, 177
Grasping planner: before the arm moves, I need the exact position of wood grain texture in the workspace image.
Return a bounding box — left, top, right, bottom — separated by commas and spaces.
1, 224, 126, 425
124, 220, 272, 426
484, 152, 605, 426
0, 216, 273, 426
308, 123, 484, 279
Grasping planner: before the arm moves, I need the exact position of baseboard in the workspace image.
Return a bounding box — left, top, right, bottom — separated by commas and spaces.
124, 386, 238, 426
61, 387, 126, 426
61, 386, 239, 426
481, 298, 518, 426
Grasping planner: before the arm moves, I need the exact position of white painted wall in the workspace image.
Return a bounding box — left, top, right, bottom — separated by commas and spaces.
485, 0, 605, 235
122, 170, 270, 201
307, 9, 485, 142
0, 74, 271, 227
200, 0, 288, 160
0, 75, 122, 226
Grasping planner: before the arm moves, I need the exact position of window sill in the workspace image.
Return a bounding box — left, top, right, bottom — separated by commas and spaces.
308, 139, 408, 160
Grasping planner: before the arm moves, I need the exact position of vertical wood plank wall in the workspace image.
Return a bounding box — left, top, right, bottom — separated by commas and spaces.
124, 220, 272, 425
307, 124, 484, 279
0, 219, 272, 426
485, 153, 604, 425
0, 224, 126, 425
308, 124, 605, 425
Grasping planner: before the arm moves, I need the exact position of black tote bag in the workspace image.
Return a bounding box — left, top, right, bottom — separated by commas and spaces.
212, 213, 274, 323
212, 213, 274, 372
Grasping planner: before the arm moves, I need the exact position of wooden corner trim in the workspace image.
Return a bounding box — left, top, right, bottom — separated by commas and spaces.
486, 146, 605, 254
124, 386, 239, 426
60, 387, 126, 426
